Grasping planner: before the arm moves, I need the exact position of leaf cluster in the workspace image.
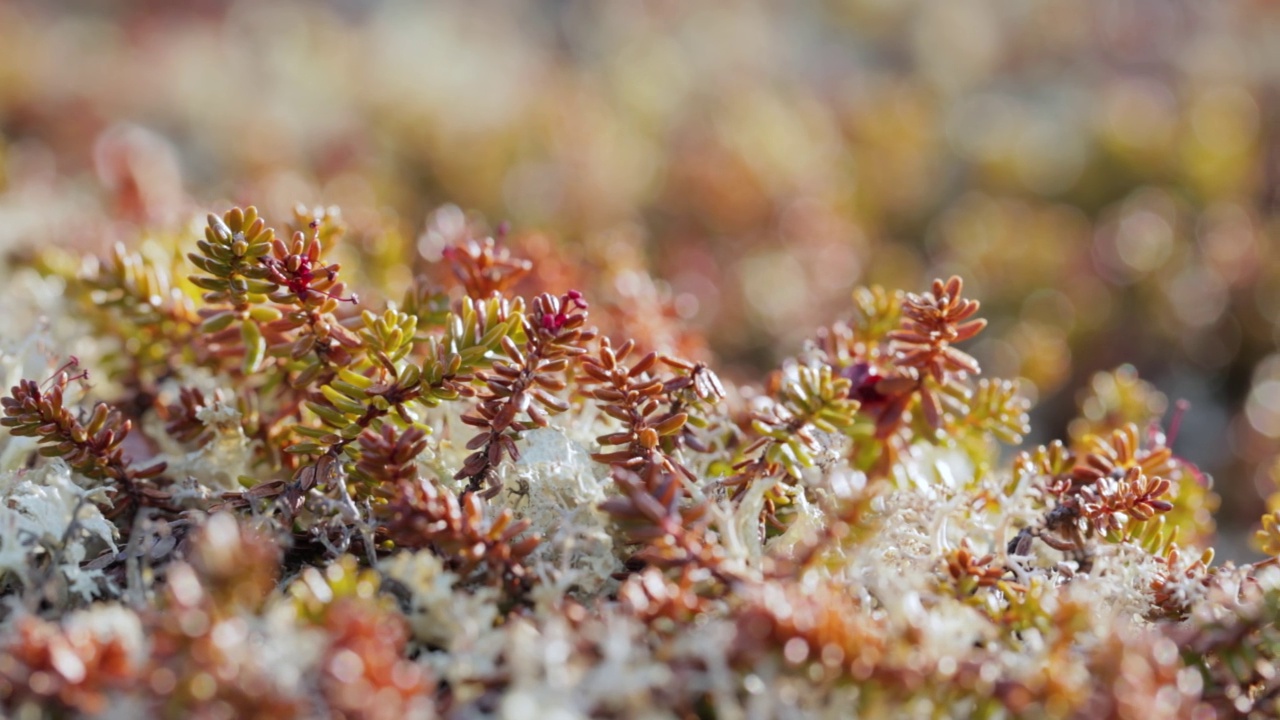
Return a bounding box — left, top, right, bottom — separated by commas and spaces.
745, 363, 859, 480
1, 374, 166, 520
80, 242, 200, 383
580, 338, 723, 480
1024, 423, 1178, 557
456, 290, 594, 494
376, 475, 539, 598
804, 276, 998, 478
445, 235, 532, 299
293, 297, 519, 458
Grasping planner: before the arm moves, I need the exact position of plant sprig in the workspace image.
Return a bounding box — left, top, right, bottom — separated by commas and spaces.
291, 296, 519, 459
188, 207, 282, 374
1, 372, 168, 521
455, 290, 594, 496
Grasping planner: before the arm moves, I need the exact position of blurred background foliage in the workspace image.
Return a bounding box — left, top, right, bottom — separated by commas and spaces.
1, 0, 1279, 549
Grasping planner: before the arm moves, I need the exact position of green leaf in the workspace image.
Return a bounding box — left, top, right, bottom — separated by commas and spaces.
188, 275, 229, 292
200, 311, 238, 333
330, 380, 370, 401
321, 385, 367, 415
306, 401, 354, 428
241, 319, 266, 374
337, 368, 374, 389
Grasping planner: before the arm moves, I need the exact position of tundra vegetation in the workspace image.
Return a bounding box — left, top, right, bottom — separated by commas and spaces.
0, 203, 1272, 718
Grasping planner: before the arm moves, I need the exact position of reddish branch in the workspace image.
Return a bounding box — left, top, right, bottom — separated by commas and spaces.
1, 373, 168, 522
456, 290, 593, 496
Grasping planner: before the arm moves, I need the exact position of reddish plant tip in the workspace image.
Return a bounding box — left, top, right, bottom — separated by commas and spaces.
443, 236, 532, 298
44, 357, 86, 389
1166, 398, 1191, 447
537, 291, 588, 331
260, 253, 357, 305
566, 289, 586, 308
843, 362, 887, 405
542, 312, 567, 331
